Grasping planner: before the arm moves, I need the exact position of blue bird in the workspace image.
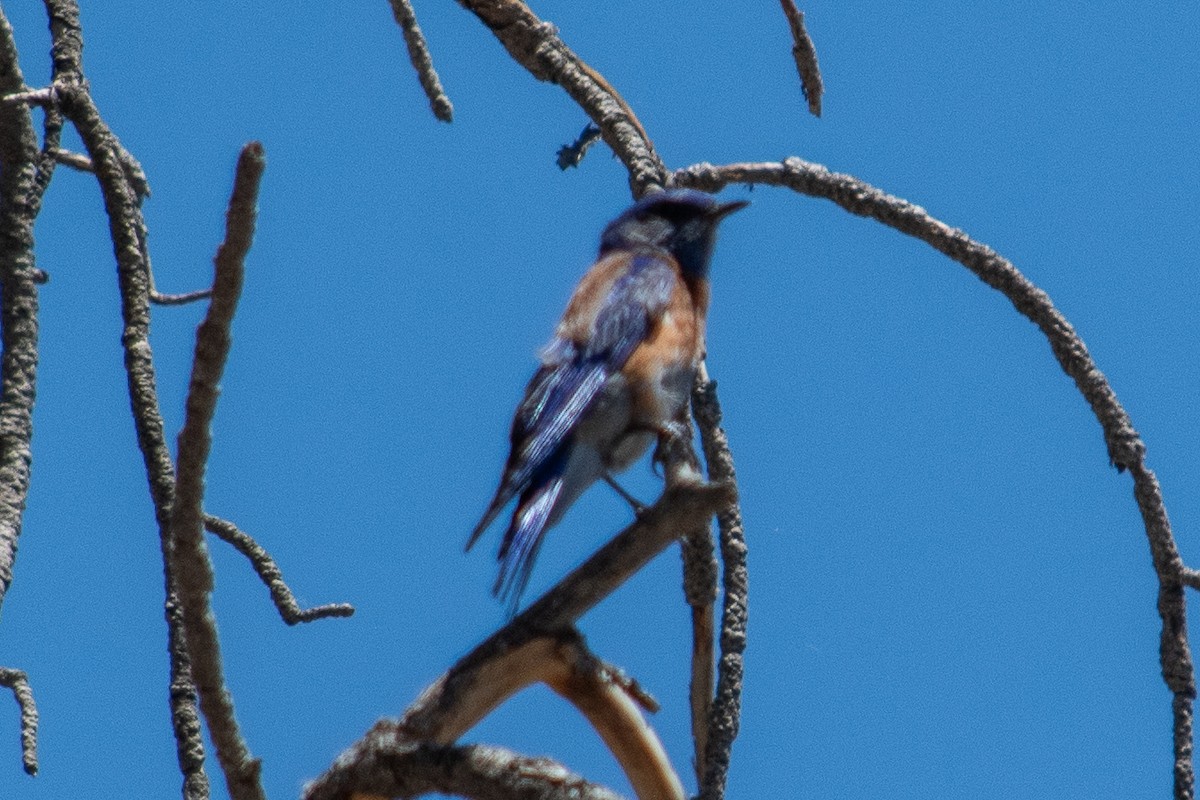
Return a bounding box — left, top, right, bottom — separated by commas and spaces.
467, 189, 747, 609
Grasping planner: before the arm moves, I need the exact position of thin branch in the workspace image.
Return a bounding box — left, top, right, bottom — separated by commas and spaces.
307, 741, 627, 800
169, 141, 267, 800
691, 365, 749, 800
778, 0, 823, 117
151, 287, 213, 306
204, 514, 355, 625
456, 0, 665, 196
676, 157, 1195, 800
41, 2, 210, 796
50, 146, 90, 172
557, 123, 602, 170
387, 0, 453, 122
677, 410, 718, 789
0, 668, 37, 775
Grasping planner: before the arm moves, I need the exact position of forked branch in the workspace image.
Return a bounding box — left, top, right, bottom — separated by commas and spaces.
306, 480, 734, 800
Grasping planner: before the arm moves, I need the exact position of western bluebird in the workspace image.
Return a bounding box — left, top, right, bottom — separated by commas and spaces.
467, 189, 747, 609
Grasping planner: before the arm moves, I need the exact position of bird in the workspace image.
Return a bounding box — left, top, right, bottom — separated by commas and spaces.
467, 188, 747, 610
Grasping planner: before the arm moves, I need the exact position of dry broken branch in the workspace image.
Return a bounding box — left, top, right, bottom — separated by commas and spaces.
169, 141, 266, 800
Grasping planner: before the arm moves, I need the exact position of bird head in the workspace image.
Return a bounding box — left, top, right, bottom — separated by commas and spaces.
598, 189, 748, 278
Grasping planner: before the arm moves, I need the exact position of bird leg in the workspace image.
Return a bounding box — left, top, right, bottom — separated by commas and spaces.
653, 419, 705, 488
603, 472, 649, 517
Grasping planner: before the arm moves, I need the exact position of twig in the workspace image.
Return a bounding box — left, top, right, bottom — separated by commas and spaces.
777, 0, 823, 117
50, 146, 90, 171
41, 2, 211, 795
556, 123, 603, 170
170, 142, 267, 800
151, 287, 213, 306
204, 514, 355, 625
457, 0, 665, 196
0, 668, 38, 775
387, 0, 453, 122
691, 366, 748, 800
676, 157, 1195, 800
307, 741, 627, 800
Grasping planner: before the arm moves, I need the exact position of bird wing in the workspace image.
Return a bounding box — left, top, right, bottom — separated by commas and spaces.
467, 253, 678, 555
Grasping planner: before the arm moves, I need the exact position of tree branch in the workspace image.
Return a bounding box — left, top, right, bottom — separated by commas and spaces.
691, 365, 748, 800
307, 481, 732, 799
675, 157, 1195, 799
204, 514, 355, 625
0, 4, 42, 624
169, 141, 267, 800
777, 0, 823, 117
41, 2, 210, 795
308, 630, 682, 800
387, 0, 453, 122
308, 741, 627, 800
0, 667, 37, 775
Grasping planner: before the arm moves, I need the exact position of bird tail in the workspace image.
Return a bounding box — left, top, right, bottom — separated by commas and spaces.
493, 472, 566, 615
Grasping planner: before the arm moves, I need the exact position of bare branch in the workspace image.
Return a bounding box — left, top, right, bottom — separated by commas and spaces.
676, 157, 1195, 799
777, 0, 823, 117
542, 631, 684, 800
307, 631, 681, 800
204, 514, 355, 625
457, 0, 665, 196
50, 146, 90, 171
681, 533, 715, 788
404, 480, 733, 742
0, 5, 42, 622
170, 142, 267, 800
309, 482, 732, 798
0, 24, 42, 783
146, 244, 213, 307
387, 0, 453, 122
0, 668, 38, 775
41, 3, 211, 795
307, 740, 626, 800
151, 287, 213, 306
677, 411, 718, 788
691, 365, 748, 800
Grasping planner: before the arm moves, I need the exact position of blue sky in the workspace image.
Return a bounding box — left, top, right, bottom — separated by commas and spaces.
2, 2, 1198, 799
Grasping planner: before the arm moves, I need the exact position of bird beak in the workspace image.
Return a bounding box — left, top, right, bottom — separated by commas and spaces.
711, 199, 749, 220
